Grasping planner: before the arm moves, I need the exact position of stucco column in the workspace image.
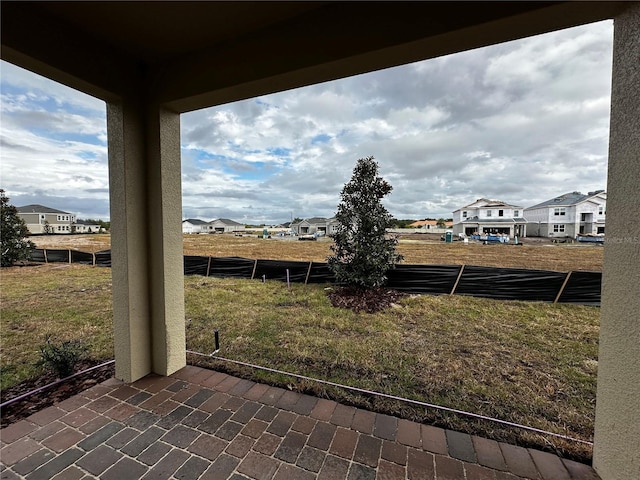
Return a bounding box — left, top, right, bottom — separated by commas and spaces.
107, 99, 186, 383
593, 4, 640, 479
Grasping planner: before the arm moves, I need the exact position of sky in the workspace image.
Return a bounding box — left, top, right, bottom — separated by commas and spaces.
0, 20, 613, 225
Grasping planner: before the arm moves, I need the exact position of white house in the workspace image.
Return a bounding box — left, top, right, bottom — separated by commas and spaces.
524, 190, 606, 238
75, 219, 102, 233
182, 218, 208, 234
206, 218, 245, 233
16, 204, 76, 234
452, 199, 527, 238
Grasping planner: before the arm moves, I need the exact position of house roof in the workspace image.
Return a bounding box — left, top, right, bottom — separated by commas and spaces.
526, 190, 606, 210
211, 218, 243, 226
183, 218, 208, 225
454, 198, 523, 212
16, 204, 70, 214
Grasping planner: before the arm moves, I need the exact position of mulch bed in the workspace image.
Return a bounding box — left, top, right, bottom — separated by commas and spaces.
327, 286, 407, 313
1, 359, 115, 428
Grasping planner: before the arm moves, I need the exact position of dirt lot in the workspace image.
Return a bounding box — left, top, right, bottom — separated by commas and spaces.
30, 232, 603, 272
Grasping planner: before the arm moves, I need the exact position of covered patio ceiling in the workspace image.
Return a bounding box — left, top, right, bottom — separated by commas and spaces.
1, 1, 626, 111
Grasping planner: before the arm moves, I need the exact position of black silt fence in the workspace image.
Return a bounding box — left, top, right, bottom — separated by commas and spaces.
95, 250, 112, 267
453, 266, 568, 302
184, 255, 210, 276
27, 248, 602, 305
306, 262, 336, 284
208, 256, 255, 278
29, 249, 46, 263
387, 265, 462, 295
71, 250, 94, 265
557, 271, 602, 305
254, 259, 310, 283
45, 249, 70, 263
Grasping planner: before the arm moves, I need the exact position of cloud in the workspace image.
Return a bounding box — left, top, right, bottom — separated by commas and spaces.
1, 20, 613, 224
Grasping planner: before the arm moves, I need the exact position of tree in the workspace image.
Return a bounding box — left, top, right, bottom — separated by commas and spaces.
1, 189, 35, 267
436, 218, 447, 228
327, 156, 403, 290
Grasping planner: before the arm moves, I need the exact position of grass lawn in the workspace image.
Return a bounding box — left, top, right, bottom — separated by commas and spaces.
0, 261, 599, 461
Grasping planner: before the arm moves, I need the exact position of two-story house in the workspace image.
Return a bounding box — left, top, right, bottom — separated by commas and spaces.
16, 204, 77, 234
452, 199, 527, 238
524, 190, 606, 238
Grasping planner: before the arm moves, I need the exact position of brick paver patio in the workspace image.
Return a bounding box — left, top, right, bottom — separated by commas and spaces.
0, 365, 601, 479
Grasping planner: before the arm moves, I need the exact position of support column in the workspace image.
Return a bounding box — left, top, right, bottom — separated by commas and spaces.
593, 4, 640, 479
107, 99, 186, 383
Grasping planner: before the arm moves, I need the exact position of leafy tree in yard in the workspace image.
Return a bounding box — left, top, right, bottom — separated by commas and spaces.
327, 156, 403, 290
1, 189, 34, 267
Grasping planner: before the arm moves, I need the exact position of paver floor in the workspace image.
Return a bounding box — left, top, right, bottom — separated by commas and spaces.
0, 365, 601, 479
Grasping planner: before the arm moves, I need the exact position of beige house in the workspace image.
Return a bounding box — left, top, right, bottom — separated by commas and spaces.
16, 204, 76, 234
2, 3, 638, 478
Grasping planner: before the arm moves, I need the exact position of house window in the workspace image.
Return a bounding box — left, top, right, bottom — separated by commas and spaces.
462, 211, 467, 218
498, 209, 504, 217
554, 207, 566, 216
514, 210, 519, 217
553, 224, 565, 233
486, 210, 492, 217
598, 206, 604, 215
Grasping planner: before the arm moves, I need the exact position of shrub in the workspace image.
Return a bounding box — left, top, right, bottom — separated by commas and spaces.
37, 336, 88, 378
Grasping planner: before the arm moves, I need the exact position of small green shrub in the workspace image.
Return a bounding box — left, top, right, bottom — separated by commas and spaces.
36, 336, 88, 378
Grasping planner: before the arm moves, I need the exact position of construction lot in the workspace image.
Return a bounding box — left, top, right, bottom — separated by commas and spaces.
31, 232, 603, 273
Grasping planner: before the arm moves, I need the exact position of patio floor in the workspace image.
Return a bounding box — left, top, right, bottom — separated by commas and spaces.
0, 365, 600, 480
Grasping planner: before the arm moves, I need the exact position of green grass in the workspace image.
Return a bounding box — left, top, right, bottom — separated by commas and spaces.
0, 264, 599, 461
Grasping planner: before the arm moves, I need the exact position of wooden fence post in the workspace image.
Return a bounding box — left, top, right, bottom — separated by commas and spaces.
250, 259, 258, 280
554, 271, 573, 304
206, 257, 212, 277
450, 265, 465, 295
305, 262, 313, 284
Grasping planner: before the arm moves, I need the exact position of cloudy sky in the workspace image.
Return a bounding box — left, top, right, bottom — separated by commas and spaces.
1, 20, 613, 224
